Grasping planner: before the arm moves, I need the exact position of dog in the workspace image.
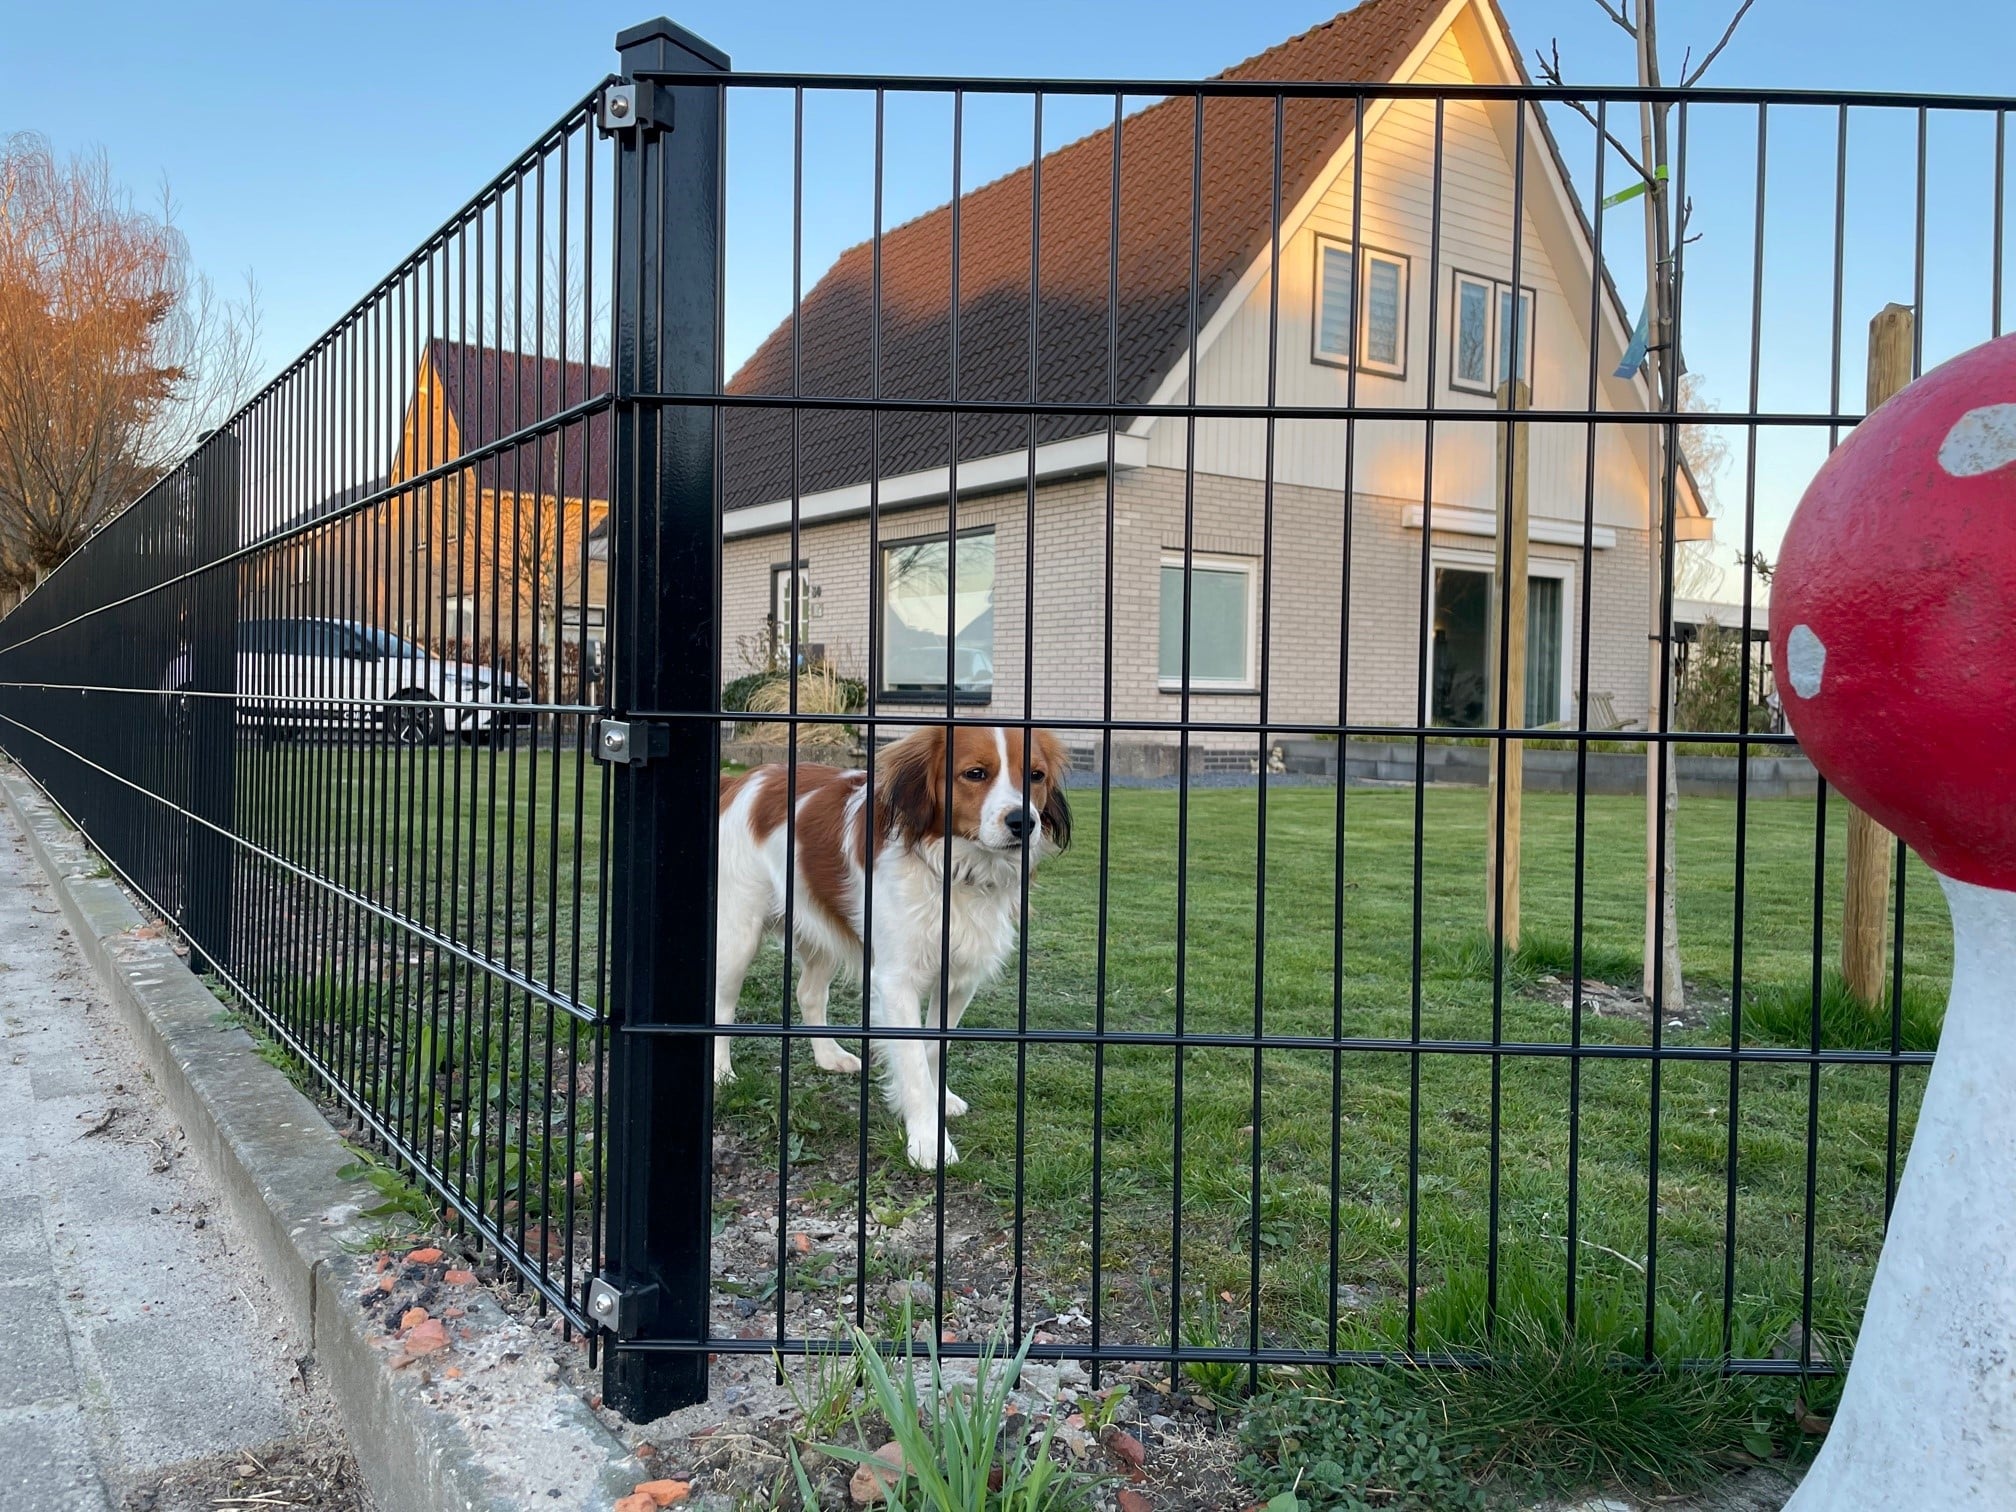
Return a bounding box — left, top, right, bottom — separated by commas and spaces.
713, 724, 1071, 1169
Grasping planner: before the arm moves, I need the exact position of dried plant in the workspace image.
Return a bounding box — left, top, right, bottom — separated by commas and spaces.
741, 659, 864, 750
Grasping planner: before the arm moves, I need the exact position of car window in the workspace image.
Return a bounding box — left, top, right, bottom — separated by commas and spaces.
295, 622, 349, 659
357, 625, 423, 659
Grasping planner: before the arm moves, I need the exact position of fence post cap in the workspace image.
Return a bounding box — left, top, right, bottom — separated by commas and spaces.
615, 16, 729, 72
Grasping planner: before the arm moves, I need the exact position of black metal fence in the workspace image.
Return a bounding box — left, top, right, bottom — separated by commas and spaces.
1, 13, 2007, 1419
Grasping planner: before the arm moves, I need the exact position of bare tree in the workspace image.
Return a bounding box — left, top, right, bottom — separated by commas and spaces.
0, 133, 260, 605
1536, 0, 1756, 1011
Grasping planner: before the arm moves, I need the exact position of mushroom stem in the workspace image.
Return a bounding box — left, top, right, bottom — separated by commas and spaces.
1783, 876, 2016, 1508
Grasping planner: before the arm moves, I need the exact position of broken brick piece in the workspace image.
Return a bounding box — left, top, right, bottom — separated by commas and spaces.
404, 1319, 449, 1356
406, 1247, 444, 1264
634, 1481, 691, 1506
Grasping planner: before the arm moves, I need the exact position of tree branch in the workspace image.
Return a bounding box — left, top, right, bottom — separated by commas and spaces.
1682, 0, 1756, 87
1535, 42, 1658, 185
1590, 0, 1638, 39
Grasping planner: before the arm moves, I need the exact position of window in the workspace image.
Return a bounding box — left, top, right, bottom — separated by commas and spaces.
879, 531, 994, 699
1450, 271, 1537, 396
1158, 556, 1257, 692
1453, 273, 1493, 390
1498, 285, 1535, 389
1314, 237, 1409, 377
1429, 563, 1568, 728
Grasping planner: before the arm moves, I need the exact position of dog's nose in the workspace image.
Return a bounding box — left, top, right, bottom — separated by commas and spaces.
1004, 808, 1035, 840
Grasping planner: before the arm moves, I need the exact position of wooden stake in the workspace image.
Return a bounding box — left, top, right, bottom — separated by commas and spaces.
1841, 304, 1913, 1005
1487, 379, 1531, 947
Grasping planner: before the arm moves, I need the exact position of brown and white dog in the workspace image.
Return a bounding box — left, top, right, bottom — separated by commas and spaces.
714, 725, 1071, 1168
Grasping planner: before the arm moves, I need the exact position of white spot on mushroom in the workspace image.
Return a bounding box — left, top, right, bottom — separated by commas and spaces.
1787, 623, 1827, 700
1937, 402, 2016, 477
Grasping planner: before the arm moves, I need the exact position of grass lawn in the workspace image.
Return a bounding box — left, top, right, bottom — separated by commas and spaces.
718, 779, 1950, 1370
241, 741, 1951, 1369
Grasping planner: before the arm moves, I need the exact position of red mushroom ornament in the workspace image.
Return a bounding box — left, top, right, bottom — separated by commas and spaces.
1773, 331, 2016, 1509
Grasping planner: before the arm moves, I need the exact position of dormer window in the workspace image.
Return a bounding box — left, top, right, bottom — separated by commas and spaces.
1314, 236, 1409, 378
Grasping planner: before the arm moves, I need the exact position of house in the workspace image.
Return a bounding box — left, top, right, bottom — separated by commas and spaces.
250, 340, 615, 695
393, 340, 611, 672
717, 0, 1711, 768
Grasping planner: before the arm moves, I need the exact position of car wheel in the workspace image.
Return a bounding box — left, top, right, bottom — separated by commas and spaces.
384, 692, 443, 747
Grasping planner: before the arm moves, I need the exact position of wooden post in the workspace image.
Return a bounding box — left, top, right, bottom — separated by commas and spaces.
1841, 304, 1913, 1005
1487, 379, 1531, 946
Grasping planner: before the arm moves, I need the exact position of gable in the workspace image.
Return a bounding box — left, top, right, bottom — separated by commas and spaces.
1145, 0, 1708, 533
717, 0, 1452, 514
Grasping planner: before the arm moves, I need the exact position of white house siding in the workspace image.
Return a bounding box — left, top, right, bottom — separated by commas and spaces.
1145, 20, 1663, 541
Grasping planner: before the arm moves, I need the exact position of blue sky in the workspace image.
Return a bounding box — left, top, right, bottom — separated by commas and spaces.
6, 0, 2014, 595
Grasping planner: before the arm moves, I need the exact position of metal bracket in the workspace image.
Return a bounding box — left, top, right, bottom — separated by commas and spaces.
600, 81, 673, 136
595, 718, 669, 766
588, 1276, 657, 1339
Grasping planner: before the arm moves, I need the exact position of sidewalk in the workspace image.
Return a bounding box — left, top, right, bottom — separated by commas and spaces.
0, 804, 371, 1512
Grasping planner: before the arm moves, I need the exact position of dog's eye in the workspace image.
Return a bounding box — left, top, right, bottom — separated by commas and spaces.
1028, 771, 1046, 784
962, 766, 988, 781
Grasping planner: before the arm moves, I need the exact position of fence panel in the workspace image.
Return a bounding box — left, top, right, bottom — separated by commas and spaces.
1, 14, 2008, 1420
0, 81, 625, 1339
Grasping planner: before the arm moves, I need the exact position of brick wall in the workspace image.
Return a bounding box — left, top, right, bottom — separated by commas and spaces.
720, 463, 1653, 752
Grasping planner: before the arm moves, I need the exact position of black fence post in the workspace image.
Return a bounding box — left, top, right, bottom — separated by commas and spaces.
184, 432, 239, 974
600, 15, 730, 1420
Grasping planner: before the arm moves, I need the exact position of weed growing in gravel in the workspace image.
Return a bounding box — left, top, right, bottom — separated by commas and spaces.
335, 1146, 439, 1251
789, 1315, 1096, 1511
1237, 1378, 1487, 1512
778, 1338, 865, 1444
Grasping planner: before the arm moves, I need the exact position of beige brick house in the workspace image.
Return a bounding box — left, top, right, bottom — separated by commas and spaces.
718, 0, 1709, 766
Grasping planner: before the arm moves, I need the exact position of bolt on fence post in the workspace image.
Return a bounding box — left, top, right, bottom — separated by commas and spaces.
601, 14, 730, 1420
184, 430, 239, 974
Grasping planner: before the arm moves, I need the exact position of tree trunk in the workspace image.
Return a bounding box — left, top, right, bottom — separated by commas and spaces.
1487, 379, 1531, 947
1637, 0, 1685, 1011
1841, 304, 1913, 1003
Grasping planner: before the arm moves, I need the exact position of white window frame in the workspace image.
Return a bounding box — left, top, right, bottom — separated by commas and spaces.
1450, 271, 1497, 395
1158, 553, 1261, 694
1313, 236, 1410, 379
1421, 546, 1574, 728
1449, 269, 1537, 397
877, 527, 997, 703
771, 562, 811, 659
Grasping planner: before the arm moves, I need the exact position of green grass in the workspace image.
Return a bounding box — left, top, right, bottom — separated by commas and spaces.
234, 742, 1951, 1373
719, 782, 1950, 1368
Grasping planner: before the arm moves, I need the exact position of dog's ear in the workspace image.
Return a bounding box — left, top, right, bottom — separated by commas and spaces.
1034, 729, 1073, 852
875, 725, 945, 843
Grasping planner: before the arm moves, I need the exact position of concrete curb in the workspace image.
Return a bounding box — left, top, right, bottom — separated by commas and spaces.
0, 764, 645, 1512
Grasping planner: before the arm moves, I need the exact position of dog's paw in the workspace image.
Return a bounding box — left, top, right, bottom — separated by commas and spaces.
712, 1054, 736, 1087
812, 1040, 863, 1076
942, 1090, 969, 1118
906, 1127, 960, 1169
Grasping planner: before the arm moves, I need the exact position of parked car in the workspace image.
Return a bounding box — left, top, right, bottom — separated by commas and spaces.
165, 618, 532, 745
